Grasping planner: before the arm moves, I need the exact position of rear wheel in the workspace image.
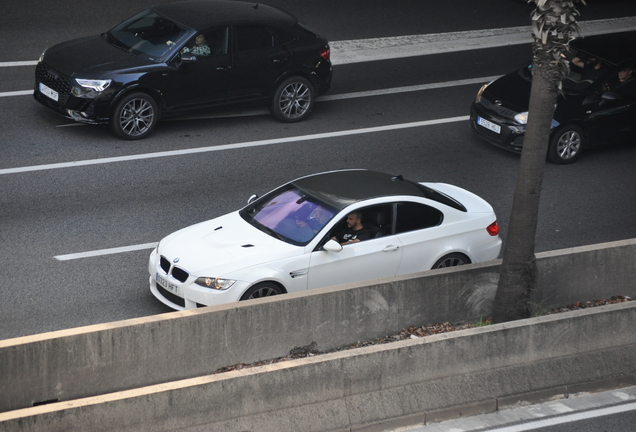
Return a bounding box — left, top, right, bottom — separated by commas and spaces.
548, 125, 584, 164
240, 282, 284, 301
270, 76, 314, 122
110, 92, 159, 140
432, 253, 471, 269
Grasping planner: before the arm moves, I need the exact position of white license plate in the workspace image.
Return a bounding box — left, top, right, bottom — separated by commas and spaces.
477, 116, 501, 134
156, 272, 180, 296
39, 83, 59, 102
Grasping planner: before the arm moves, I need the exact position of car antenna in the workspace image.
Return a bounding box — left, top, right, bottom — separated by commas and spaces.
252, 3, 259, 9
391, 175, 404, 182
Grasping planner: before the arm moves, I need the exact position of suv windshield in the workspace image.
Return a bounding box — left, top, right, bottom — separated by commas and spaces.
241, 186, 337, 246
106, 9, 189, 61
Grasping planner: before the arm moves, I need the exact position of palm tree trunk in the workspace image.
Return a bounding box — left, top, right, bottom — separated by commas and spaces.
492, 0, 582, 323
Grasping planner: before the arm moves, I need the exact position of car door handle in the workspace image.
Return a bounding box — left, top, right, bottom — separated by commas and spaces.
272, 58, 288, 63
290, 269, 308, 278
382, 245, 400, 252
216, 65, 231, 71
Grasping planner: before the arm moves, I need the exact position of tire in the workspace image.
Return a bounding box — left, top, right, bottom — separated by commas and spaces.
240, 282, 284, 301
547, 125, 584, 164
270, 76, 314, 122
110, 92, 159, 140
432, 253, 471, 270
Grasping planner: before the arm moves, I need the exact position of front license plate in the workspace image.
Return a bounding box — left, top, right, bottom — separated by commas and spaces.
39, 83, 59, 102
477, 116, 501, 134
156, 272, 180, 296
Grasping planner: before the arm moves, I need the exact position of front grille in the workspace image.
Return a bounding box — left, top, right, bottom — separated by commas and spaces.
35, 63, 72, 104
159, 255, 190, 282
159, 256, 171, 273
172, 267, 189, 283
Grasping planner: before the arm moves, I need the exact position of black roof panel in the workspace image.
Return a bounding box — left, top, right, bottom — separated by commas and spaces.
153, 0, 296, 31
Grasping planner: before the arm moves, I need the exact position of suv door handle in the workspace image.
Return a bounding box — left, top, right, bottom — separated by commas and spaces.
382, 245, 399, 252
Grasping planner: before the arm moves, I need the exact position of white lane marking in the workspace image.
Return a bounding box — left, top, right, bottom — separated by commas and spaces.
0, 61, 38, 67
0, 115, 469, 176
318, 76, 499, 101
330, 17, 636, 65
478, 401, 636, 432
0, 90, 32, 97
54, 242, 158, 261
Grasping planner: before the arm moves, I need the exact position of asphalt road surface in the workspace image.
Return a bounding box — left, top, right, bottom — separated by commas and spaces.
2, 1, 636, 341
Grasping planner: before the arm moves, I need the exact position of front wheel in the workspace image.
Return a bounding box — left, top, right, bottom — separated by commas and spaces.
270, 76, 314, 122
110, 92, 159, 140
548, 125, 584, 164
240, 282, 284, 301
432, 253, 471, 270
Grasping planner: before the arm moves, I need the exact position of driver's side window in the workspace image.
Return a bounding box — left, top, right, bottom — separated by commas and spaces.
328, 205, 393, 245
183, 27, 228, 57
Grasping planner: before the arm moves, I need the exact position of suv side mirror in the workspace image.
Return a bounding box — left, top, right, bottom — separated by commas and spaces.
247, 194, 259, 204
179, 53, 198, 65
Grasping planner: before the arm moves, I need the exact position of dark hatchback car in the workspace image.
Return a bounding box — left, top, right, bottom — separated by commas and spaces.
470, 31, 636, 164
34, 0, 332, 139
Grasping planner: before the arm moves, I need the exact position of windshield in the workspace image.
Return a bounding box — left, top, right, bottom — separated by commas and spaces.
106, 9, 189, 62
240, 186, 337, 246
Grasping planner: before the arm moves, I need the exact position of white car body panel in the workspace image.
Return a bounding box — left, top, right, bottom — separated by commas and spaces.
149, 171, 502, 310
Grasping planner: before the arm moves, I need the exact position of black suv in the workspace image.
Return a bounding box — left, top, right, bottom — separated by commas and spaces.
470, 31, 636, 164
34, 0, 333, 140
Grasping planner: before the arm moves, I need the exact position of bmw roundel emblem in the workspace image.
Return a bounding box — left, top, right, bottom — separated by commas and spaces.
173, 258, 180, 263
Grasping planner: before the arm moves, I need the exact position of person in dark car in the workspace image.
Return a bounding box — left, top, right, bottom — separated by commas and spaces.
571, 56, 605, 81
182, 34, 211, 56
603, 67, 635, 93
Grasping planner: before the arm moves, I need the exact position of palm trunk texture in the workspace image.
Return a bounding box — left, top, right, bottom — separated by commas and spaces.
493, 0, 582, 323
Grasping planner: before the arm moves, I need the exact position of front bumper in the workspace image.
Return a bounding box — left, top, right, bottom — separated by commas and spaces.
469, 102, 525, 154
148, 247, 246, 310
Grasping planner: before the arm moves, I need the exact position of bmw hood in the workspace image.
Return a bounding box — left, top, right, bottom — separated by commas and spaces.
157, 213, 303, 278
42, 35, 153, 77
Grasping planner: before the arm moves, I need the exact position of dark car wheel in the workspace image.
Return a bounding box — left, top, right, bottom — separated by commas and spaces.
240, 282, 284, 301
548, 125, 584, 164
432, 253, 471, 269
111, 92, 159, 140
270, 76, 314, 122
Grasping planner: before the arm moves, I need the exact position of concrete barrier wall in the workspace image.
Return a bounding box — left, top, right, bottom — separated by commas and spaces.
0, 239, 635, 414
1, 301, 635, 432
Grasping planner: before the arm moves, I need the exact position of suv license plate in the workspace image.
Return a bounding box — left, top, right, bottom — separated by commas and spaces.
39, 83, 59, 102
478, 116, 501, 134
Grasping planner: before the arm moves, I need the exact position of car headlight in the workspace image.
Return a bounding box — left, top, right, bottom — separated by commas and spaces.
514, 112, 560, 129
475, 81, 492, 103
75, 78, 112, 92
194, 277, 236, 290
514, 112, 529, 124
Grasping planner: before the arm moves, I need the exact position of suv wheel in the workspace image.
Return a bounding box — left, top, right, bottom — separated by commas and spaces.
270, 76, 314, 122
111, 92, 159, 140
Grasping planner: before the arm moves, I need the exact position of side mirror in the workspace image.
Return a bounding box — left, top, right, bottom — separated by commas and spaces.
179, 53, 198, 65
247, 194, 259, 204
322, 239, 343, 253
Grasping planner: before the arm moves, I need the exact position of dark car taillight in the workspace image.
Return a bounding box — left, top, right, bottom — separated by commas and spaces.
319, 46, 330, 61
487, 221, 499, 236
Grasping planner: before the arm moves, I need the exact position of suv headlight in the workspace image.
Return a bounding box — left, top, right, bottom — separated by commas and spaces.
75, 79, 111, 92
194, 277, 236, 290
